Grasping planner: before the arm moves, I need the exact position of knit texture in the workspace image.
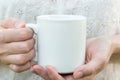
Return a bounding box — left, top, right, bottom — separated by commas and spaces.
0, 0, 120, 80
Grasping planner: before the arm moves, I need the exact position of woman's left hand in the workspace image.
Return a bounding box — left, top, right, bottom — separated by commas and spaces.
30, 36, 115, 80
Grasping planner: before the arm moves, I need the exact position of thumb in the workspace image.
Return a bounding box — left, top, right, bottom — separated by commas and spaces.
73, 59, 105, 79
1, 18, 25, 29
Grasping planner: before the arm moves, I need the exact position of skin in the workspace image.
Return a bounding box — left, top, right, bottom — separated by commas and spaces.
1, 18, 119, 80
0, 18, 35, 72
30, 36, 115, 80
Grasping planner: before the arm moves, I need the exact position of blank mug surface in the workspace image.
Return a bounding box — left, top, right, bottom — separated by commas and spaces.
36, 15, 86, 74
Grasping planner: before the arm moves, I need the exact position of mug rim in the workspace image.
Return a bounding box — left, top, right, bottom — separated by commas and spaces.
37, 15, 86, 21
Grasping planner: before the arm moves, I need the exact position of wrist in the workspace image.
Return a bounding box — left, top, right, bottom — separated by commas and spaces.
94, 35, 116, 55
110, 35, 120, 54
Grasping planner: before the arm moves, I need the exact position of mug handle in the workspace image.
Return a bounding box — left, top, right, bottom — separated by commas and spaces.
26, 23, 38, 62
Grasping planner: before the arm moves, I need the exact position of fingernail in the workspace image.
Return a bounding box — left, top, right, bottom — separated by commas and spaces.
15, 22, 23, 28
75, 72, 83, 79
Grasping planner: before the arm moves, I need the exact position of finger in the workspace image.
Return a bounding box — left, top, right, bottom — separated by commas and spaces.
0, 49, 36, 65
74, 63, 92, 79
0, 27, 4, 29
6, 38, 35, 54
63, 75, 74, 80
30, 65, 50, 80
0, 28, 34, 43
78, 76, 94, 80
9, 62, 32, 73
1, 18, 25, 28
46, 65, 65, 80
74, 59, 103, 79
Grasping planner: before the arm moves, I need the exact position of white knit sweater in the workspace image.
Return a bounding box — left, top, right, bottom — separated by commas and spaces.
0, 0, 120, 80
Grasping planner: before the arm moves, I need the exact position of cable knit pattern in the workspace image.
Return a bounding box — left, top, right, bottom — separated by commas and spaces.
0, 0, 120, 80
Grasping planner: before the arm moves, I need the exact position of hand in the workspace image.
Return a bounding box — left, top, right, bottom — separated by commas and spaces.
0, 18, 35, 72
73, 37, 114, 80
30, 36, 114, 80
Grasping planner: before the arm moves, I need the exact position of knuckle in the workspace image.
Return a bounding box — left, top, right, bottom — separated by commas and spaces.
27, 28, 34, 34
17, 22, 25, 28
90, 68, 96, 74
30, 38, 35, 44
19, 28, 34, 40
84, 69, 93, 76
17, 55, 27, 65
20, 42, 31, 53
20, 30, 29, 40
15, 70, 22, 73
25, 28, 34, 38
0, 49, 7, 55
98, 57, 108, 65
14, 69, 21, 73
10, 65, 21, 73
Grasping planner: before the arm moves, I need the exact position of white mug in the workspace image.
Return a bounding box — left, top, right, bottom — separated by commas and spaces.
27, 15, 86, 74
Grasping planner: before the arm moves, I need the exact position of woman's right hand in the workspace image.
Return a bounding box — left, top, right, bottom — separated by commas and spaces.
0, 18, 36, 73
